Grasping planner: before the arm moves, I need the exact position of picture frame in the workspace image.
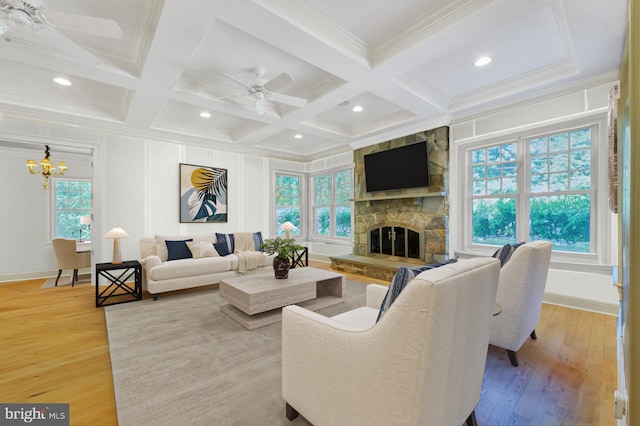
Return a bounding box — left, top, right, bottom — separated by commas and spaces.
607, 85, 618, 214
179, 163, 228, 223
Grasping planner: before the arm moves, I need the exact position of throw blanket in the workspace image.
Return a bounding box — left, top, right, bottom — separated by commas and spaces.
236, 251, 264, 273
376, 259, 458, 322
234, 232, 255, 252
234, 232, 263, 273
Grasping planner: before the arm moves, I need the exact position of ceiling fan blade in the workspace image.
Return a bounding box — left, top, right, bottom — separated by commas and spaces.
219, 72, 255, 93
45, 11, 123, 39
44, 28, 98, 64
263, 72, 294, 92
270, 92, 307, 108
211, 93, 251, 101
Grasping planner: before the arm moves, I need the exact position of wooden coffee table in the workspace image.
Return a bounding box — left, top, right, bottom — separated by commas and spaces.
219, 267, 345, 330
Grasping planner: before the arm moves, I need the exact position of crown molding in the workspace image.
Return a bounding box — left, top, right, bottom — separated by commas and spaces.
450, 73, 618, 126
372, 0, 494, 66
0, 87, 128, 121
392, 74, 451, 112
254, 0, 370, 67
449, 58, 580, 112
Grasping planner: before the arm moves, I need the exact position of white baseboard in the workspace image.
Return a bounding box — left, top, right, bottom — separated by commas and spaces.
0, 268, 92, 284
308, 253, 331, 264
0, 271, 51, 283
543, 291, 618, 316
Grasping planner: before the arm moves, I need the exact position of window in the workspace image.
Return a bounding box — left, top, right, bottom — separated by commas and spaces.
52, 178, 92, 241
467, 124, 596, 255
275, 173, 302, 237
312, 168, 352, 239
471, 142, 518, 246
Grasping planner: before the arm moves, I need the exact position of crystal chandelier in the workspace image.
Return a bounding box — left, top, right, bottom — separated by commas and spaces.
26, 145, 67, 189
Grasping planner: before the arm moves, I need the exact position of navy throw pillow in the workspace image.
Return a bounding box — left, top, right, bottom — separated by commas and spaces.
166, 239, 193, 261
492, 242, 526, 267
215, 233, 235, 254
213, 242, 231, 257
253, 231, 264, 251
377, 258, 458, 322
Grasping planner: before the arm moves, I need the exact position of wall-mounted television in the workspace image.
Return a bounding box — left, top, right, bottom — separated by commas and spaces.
364, 142, 430, 192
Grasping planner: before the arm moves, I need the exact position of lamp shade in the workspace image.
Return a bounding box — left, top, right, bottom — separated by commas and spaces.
279, 221, 297, 238
80, 216, 92, 225
103, 226, 130, 239
103, 226, 130, 264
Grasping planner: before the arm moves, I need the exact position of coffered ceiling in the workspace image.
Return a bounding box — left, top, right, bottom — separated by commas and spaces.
0, 0, 627, 161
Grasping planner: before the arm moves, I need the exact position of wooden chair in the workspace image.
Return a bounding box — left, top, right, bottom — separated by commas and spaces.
52, 238, 91, 287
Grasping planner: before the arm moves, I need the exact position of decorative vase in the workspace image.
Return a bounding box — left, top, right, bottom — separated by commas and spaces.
273, 256, 291, 279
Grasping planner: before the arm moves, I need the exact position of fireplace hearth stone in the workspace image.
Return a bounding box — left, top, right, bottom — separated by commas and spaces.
329, 254, 440, 282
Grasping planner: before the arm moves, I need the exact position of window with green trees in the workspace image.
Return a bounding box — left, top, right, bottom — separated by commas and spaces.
469, 126, 593, 253
53, 179, 92, 241
313, 168, 352, 239
275, 173, 301, 236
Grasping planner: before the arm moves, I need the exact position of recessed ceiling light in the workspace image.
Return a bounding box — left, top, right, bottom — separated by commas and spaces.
53, 77, 72, 86
294, 134, 303, 139
474, 56, 492, 67
200, 112, 211, 118
352, 105, 363, 112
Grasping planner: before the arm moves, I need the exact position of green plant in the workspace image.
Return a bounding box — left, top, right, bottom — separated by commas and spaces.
260, 237, 304, 260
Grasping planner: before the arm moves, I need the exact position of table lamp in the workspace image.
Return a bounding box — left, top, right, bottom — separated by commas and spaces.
279, 221, 297, 239
80, 216, 91, 242
103, 226, 130, 264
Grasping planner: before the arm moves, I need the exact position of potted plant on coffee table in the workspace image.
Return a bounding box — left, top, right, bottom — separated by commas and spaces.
260, 237, 304, 279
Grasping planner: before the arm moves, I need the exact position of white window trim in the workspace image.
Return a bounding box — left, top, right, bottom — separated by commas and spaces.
48, 177, 92, 242
455, 114, 612, 271
272, 170, 306, 239
308, 166, 354, 243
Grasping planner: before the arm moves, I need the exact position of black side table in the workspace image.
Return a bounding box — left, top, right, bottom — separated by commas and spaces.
95, 260, 142, 307
290, 247, 308, 268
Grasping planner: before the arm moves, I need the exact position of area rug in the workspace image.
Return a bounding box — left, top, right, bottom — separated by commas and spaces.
41, 274, 92, 289
105, 281, 367, 426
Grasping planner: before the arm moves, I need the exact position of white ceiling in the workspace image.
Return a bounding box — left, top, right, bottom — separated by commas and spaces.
0, 0, 627, 161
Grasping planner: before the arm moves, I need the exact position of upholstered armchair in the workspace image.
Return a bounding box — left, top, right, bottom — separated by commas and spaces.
489, 241, 552, 366
282, 257, 500, 426
52, 238, 91, 287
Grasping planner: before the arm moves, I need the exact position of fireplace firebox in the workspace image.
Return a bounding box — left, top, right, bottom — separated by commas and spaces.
369, 226, 422, 261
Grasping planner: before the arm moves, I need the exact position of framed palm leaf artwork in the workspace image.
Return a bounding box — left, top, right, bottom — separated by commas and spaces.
179, 163, 228, 223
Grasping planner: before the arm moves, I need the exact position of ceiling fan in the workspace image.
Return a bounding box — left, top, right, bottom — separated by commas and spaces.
218, 67, 307, 115
0, 0, 122, 39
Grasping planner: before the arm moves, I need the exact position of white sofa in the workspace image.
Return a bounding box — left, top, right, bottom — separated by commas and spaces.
140, 234, 275, 300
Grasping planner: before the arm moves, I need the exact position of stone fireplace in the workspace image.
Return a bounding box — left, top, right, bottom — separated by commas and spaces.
330, 126, 449, 281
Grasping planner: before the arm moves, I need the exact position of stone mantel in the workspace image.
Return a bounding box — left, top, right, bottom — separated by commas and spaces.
352, 192, 446, 203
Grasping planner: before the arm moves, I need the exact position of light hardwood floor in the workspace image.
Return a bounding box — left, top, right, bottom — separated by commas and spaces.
0, 262, 617, 425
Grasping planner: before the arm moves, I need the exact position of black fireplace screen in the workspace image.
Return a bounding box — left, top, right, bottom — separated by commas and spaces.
370, 226, 420, 259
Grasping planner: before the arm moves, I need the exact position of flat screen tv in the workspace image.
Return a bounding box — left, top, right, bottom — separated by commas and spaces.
364, 142, 430, 192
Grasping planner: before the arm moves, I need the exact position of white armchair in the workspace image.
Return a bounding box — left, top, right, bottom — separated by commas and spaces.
52, 238, 91, 287
489, 241, 552, 366
282, 257, 501, 426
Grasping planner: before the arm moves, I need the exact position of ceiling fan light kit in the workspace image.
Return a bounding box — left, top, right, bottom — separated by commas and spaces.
0, 0, 122, 38
0, 0, 51, 35
218, 67, 307, 115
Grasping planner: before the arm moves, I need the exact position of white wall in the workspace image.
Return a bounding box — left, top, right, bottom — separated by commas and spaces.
0, 144, 92, 280
449, 82, 620, 314
0, 125, 278, 281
